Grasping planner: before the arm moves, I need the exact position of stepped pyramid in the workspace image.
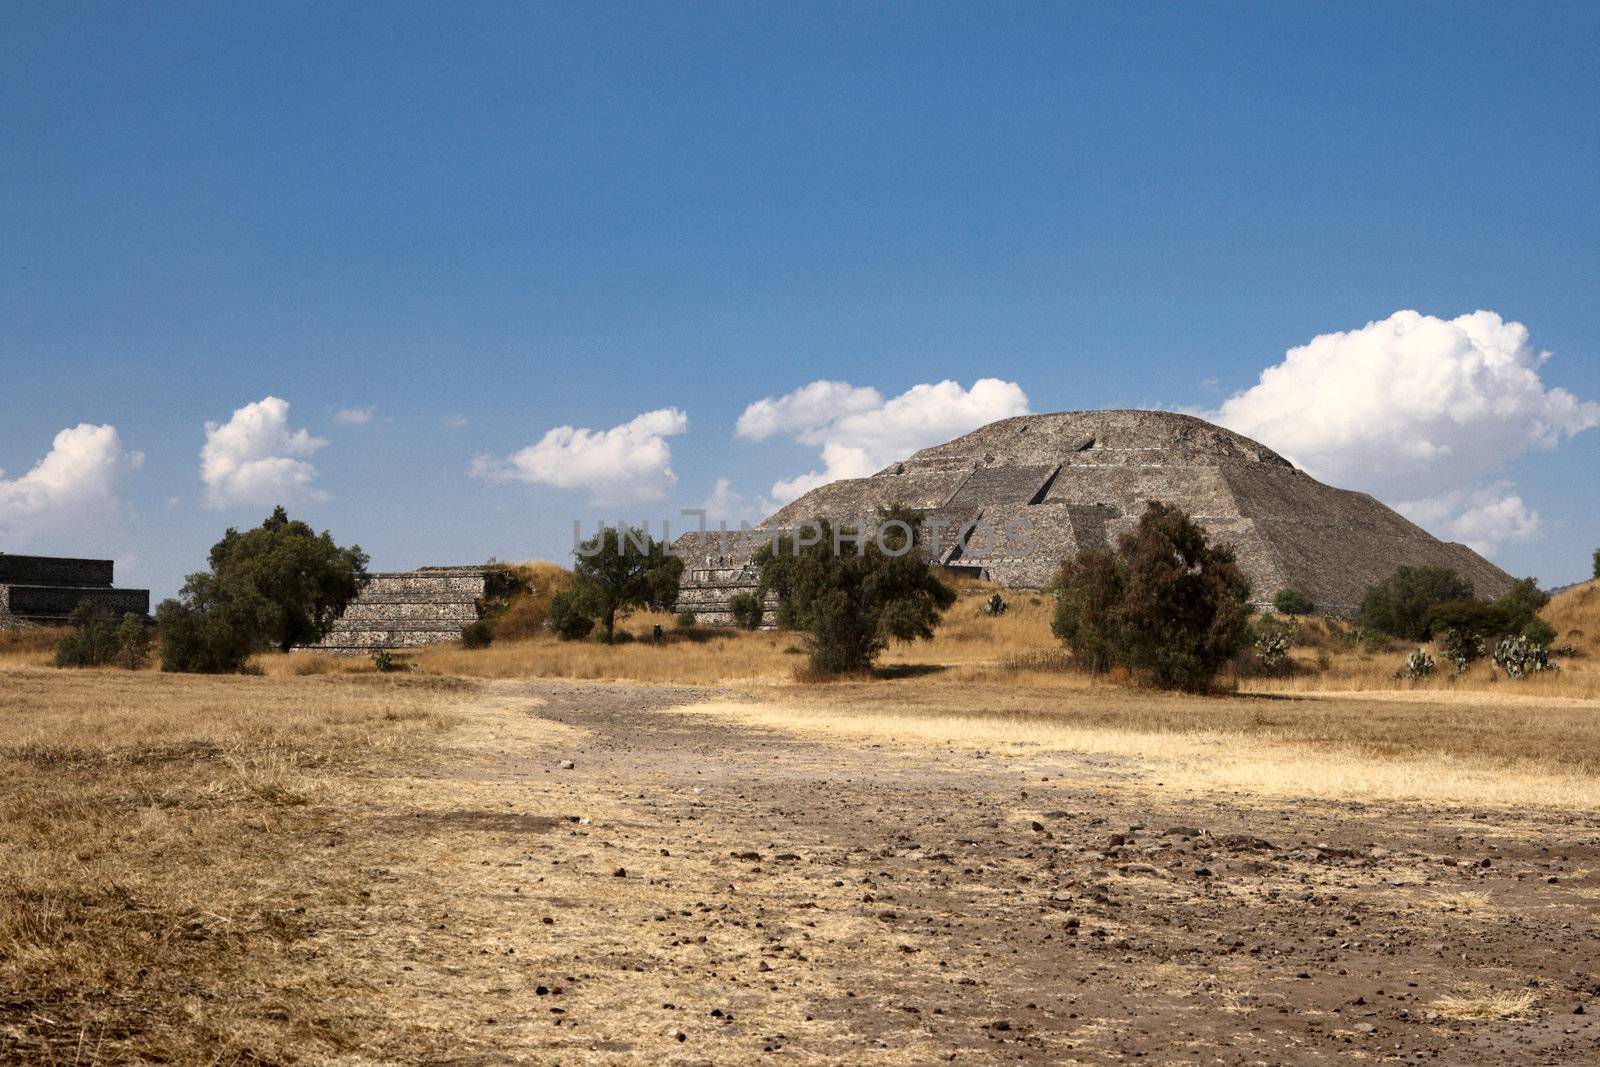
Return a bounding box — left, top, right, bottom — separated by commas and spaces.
675, 409, 1516, 622
305, 566, 488, 654
0, 553, 149, 628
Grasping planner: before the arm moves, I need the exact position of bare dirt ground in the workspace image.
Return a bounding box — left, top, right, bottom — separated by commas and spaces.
270, 679, 1600, 1066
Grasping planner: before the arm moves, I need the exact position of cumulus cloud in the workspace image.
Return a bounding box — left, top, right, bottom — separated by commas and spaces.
0, 424, 142, 542
1215, 310, 1598, 496
1213, 310, 1598, 557
1396, 484, 1543, 557
739, 378, 1031, 503
201, 397, 328, 509
471, 408, 688, 505
333, 406, 375, 426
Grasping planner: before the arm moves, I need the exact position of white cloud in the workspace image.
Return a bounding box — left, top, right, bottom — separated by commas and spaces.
472, 408, 688, 505
1397, 484, 1542, 557
201, 396, 328, 509
441, 413, 469, 429
739, 378, 1031, 503
0, 424, 142, 542
1213, 310, 1599, 558
1215, 310, 1598, 496
334, 406, 375, 426
695, 477, 775, 526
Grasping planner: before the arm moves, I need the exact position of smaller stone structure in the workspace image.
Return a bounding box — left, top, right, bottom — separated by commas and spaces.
0, 553, 150, 628
304, 566, 488, 654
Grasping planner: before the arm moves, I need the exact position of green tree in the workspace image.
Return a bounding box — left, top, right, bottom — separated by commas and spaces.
1357, 566, 1474, 641
1594, 547, 1600, 582
728, 592, 764, 630
113, 613, 151, 670
545, 590, 595, 641
1492, 577, 1550, 640
1052, 502, 1252, 691
1273, 588, 1315, 616
156, 507, 368, 672
755, 507, 956, 676
1115, 502, 1253, 692
570, 526, 683, 642
54, 600, 120, 668
1050, 548, 1127, 674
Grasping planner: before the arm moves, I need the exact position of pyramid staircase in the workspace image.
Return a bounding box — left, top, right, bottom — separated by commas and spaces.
304, 566, 488, 654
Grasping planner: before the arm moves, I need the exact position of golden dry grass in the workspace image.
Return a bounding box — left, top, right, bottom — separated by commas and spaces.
1431, 987, 1539, 1021
670, 667, 1600, 807
0, 666, 466, 1063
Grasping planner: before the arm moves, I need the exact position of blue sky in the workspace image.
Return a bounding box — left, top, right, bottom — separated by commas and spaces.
2, 2, 1597, 599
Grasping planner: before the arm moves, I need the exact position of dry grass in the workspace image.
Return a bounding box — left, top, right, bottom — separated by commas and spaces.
1431, 986, 1539, 1021
670, 669, 1600, 807
0, 666, 466, 1063
0, 625, 67, 669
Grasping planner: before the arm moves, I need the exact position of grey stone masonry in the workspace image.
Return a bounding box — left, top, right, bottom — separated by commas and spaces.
0, 553, 150, 629
673, 410, 1517, 622
303, 566, 489, 654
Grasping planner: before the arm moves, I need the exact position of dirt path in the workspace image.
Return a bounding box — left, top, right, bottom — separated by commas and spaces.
303, 680, 1600, 1064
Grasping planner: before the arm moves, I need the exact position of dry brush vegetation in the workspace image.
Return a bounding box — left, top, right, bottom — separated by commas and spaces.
0, 667, 465, 1062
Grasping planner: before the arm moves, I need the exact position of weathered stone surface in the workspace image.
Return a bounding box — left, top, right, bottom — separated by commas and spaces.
0, 553, 149, 628
304, 566, 488, 654
674, 409, 1515, 621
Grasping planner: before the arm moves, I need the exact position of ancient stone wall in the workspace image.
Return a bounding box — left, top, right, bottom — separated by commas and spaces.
0, 553, 149, 628
303, 567, 488, 654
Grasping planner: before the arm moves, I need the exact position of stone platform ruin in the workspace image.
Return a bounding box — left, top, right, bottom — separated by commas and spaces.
303, 567, 489, 654
0, 553, 150, 628
675, 409, 1517, 622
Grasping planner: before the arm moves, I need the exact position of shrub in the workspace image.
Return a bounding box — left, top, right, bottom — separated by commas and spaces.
755, 506, 956, 676
1437, 627, 1486, 674
1052, 502, 1252, 691
979, 592, 1009, 616
728, 592, 764, 630
156, 598, 254, 674
113, 613, 151, 670
1358, 566, 1474, 641
1403, 648, 1436, 679
1493, 635, 1556, 679
372, 649, 399, 672
1594, 547, 1599, 581
675, 610, 698, 629
461, 619, 494, 649
1050, 548, 1127, 674
1273, 588, 1315, 616
53, 600, 120, 668
546, 590, 595, 641
1493, 577, 1550, 637
1521, 616, 1558, 647
1253, 614, 1298, 671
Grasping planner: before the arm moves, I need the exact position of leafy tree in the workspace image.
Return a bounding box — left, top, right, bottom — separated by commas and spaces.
1492, 577, 1550, 640
53, 602, 149, 671
1115, 502, 1254, 691
570, 526, 683, 642
755, 507, 956, 676
1053, 502, 1252, 692
156, 507, 368, 672
1273, 588, 1315, 616
1594, 547, 1600, 582
156, 591, 255, 673
546, 590, 596, 641
113, 613, 151, 670
1357, 566, 1474, 641
1050, 548, 1127, 674
729, 592, 764, 630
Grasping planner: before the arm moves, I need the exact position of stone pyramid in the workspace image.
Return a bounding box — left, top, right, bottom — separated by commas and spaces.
674, 410, 1514, 622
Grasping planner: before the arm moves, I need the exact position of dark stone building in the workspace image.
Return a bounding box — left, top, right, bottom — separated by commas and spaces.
0, 553, 150, 628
